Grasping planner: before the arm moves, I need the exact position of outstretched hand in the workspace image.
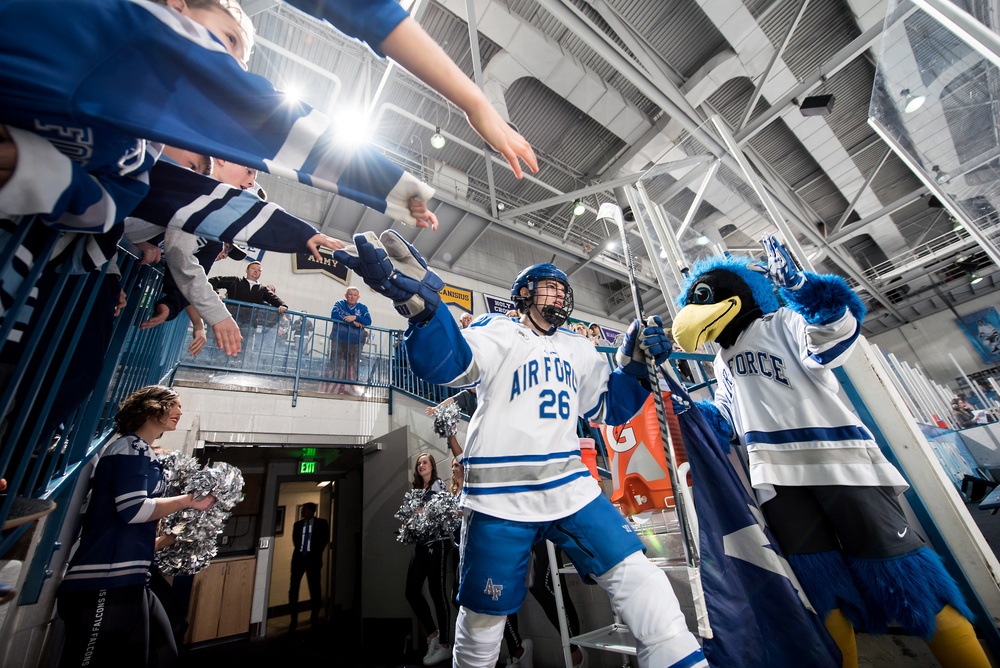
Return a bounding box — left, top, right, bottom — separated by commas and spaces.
465, 100, 538, 179
140, 303, 169, 330
751, 235, 805, 290
385, 173, 438, 230
306, 233, 345, 261
213, 317, 242, 356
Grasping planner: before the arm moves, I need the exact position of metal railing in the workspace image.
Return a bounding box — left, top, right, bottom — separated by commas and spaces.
173, 301, 400, 405
0, 215, 190, 602
173, 302, 466, 408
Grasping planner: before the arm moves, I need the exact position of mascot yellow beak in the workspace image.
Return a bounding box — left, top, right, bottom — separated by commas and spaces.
672, 297, 742, 352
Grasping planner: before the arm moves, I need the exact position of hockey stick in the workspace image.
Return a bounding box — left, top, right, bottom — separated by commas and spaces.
598, 202, 711, 636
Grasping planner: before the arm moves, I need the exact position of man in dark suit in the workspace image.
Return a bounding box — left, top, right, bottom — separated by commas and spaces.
208, 261, 287, 325
209, 262, 287, 362
288, 502, 329, 631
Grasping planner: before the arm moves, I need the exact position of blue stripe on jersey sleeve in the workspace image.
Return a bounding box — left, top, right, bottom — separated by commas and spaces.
744, 424, 873, 445
808, 320, 860, 366
465, 470, 592, 495
464, 449, 581, 465
404, 307, 473, 385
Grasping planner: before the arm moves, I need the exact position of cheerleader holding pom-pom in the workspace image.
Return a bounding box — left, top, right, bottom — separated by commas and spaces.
395, 454, 458, 666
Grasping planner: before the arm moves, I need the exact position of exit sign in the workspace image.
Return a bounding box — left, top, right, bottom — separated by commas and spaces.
299, 461, 316, 474
301, 447, 317, 458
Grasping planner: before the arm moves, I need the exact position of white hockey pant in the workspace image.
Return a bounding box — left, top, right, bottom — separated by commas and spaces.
452, 606, 506, 668
594, 552, 706, 668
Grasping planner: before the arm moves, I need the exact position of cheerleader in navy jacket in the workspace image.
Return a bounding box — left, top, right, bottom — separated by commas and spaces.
58, 386, 216, 668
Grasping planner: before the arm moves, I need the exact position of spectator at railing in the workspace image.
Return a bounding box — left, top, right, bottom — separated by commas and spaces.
588, 322, 611, 347
330, 287, 371, 391
208, 262, 286, 363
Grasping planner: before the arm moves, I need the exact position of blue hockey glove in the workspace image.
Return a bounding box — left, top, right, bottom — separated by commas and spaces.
616, 316, 672, 377
333, 231, 443, 323
750, 235, 806, 290
380, 230, 444, 322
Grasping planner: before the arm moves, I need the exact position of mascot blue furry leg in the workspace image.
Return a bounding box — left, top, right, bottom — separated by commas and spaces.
672, 237, 989, 668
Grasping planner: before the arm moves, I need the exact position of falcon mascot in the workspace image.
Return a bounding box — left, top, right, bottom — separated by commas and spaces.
671, 236, 987, 668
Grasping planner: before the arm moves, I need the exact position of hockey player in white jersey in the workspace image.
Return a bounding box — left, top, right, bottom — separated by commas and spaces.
335, 231, 707, 668
671, 236, 988, 668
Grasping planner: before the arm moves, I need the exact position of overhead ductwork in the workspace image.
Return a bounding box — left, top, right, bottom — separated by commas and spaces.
695, 0, 909, 261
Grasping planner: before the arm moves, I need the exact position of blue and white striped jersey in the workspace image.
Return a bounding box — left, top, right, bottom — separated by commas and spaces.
0, 0, 424, 230
712, 306, 907, 504
405, 308, 650, 522
60, 435, 165, 593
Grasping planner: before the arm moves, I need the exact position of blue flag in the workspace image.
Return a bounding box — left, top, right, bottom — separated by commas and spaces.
664, 374, 841, 667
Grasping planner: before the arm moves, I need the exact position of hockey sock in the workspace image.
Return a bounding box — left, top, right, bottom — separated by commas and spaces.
453, 607, 505, 668
594, 552, 706, 668
926, 605, 989, 668
824, 609, 857, 668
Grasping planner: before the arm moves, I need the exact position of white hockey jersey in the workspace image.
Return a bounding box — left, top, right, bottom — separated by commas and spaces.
712, 306, 907, 504
459, 316, 609, 521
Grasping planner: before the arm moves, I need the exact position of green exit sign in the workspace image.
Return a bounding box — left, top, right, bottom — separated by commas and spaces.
299, 461, 316, 474
302, 447, 317, 458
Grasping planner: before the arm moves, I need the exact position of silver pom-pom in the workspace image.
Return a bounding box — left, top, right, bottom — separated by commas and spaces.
156, 455, 245, 575
395, 489, 460, 544
433, 402, 461, 438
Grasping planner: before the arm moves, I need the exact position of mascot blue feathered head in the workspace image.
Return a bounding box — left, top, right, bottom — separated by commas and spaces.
673, 254, 779, 352
677, 255, 780, 312
673, 251, 865, 352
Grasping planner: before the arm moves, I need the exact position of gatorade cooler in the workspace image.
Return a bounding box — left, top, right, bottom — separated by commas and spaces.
579, 437, 600, 480
597, 392, 688, 516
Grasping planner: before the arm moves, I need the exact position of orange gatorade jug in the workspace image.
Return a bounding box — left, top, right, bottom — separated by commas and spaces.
579, 437, 600, 480
597, 392, 687, 516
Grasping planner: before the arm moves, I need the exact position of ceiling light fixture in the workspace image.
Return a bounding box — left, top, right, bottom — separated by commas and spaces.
970, 273, 984, 285
606, 239, 616, 249
931, 165, 950, 184
430, 127, 446, 149
901, 88, 926, 113
572, 199, 586, 216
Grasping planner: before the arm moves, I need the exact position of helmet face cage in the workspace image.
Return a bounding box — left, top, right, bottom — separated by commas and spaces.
511, 263, 575, 328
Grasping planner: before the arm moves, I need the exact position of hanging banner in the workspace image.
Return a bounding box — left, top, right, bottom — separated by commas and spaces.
291, 247, 350, 284
597, 324, 625, 347
484, 293, 517, 315
441, 284, 473, 313
959, 307, 1000, 364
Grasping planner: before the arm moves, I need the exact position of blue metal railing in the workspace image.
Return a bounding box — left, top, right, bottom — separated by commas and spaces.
174, 303, 467, 407
173, 301, 399, 405
0, 215, 189, 602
